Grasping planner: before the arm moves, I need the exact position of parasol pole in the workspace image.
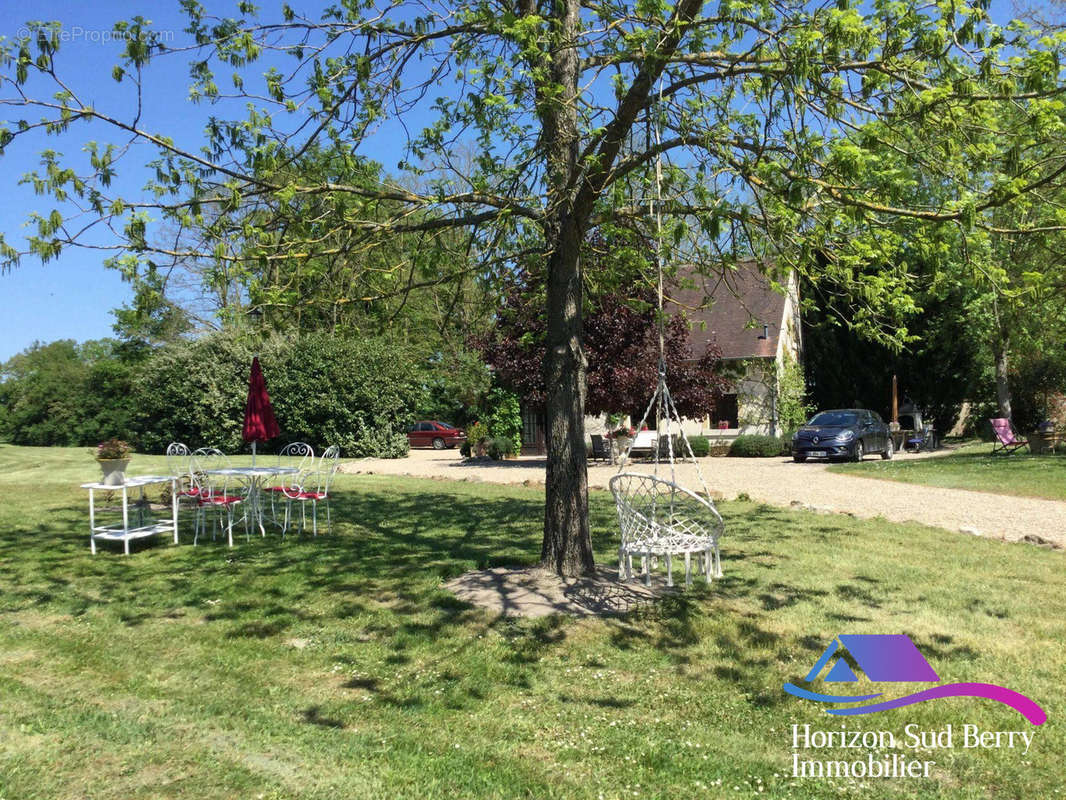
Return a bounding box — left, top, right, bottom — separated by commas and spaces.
248, 306, 265, 467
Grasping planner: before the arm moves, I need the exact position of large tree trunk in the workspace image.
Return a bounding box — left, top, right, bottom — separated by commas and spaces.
527, 0, 699, 576
537, 0, 594, 577
541, 215, 595, 576
993, 335, 1012, 420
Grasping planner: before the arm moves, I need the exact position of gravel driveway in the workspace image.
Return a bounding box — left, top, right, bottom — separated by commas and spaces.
341, 447, 1066, 548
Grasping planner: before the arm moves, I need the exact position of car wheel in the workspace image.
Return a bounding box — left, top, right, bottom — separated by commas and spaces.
432, 437, 445, 450
851, 440, 864, 462
881, 438, 894, 460
793, 455, 807, 463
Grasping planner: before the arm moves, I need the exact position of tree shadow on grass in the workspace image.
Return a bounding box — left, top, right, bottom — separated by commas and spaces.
0, 479, 955, 718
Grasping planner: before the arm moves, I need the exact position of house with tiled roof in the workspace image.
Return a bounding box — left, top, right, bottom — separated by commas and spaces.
666, 261, 803, 437
519, 262, 803, 453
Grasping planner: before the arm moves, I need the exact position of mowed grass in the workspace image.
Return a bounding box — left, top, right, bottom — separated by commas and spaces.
0, 444, 1063, 800
828, 441, 1066, 501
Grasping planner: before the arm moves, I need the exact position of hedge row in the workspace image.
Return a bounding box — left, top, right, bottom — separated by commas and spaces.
134, 332, 423, 456
729, 434, 788, 457
0, 331, 425, 458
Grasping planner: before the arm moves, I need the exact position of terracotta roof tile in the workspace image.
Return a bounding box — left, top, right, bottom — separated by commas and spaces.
667, 262, 788, 360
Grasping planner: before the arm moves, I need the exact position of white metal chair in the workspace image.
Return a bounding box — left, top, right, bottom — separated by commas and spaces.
165, 442, 199, 535
277, 442, 316, 471
165, 442, 192, 477
279, 445, 340, 537
189, 447, 246, 547
610, 472, 723, 587
267, 442, 315, 521
165, 442, 197, 500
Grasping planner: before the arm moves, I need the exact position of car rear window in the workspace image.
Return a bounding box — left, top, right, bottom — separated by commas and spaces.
809, 411, 858, 426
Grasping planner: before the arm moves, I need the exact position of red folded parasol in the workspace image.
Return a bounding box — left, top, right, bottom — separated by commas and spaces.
243, 356, 280, 464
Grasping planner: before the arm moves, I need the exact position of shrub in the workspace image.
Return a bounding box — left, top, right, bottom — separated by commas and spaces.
488, 436, 515, 460
349, 427, 409, 459
688, 435, 710, 457
487, 388, 523, 457
729, 434, 784, 457
466, 421, 490, 446
459, 441, 472, 458
133, 330, 425, 457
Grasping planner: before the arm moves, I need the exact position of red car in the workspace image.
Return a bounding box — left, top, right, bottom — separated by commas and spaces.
407, 420, 467, 449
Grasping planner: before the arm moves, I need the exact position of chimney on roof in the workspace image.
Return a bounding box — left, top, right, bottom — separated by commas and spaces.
758, 323, 769, 340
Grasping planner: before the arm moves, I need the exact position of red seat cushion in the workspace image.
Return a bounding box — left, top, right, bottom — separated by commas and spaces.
199, 495, 243, 506
298, 491, 327, 500
180, 488, 201, 497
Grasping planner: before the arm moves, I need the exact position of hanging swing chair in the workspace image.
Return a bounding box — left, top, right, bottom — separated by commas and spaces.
610, 367, 724, 587
609, 80, 724, 588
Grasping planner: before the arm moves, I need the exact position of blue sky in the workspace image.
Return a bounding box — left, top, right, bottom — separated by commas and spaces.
0, 0, 1029, 363
0, 0, 422, 362
0, 2, 215, 361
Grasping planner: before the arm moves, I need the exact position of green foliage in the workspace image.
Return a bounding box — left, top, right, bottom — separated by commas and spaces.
775, 354, 812, 437
0, 339, 139, 446
729, 434, 785, 458
486, 387, 522, 457
687, 435, 710, 458
267, 334, 423, 459
802, 279, 984, 430
349, 426, 410, 459
487, 436, 515, 460
466, 421, 490, 446
131, 332, 253, 453
416, 347, 492, 429
134, 331, 424, 457
7, 0, 1066, 572
1007, 356, 1066, 432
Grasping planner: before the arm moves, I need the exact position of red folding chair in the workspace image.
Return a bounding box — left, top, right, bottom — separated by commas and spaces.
989, 418, 1029, 455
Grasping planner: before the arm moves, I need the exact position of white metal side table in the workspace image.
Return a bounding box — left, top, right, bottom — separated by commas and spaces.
81, 475, 180, 555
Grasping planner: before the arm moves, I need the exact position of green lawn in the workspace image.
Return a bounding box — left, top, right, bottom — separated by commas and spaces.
0, 444, 1063, 799
828, 441, 1066, 501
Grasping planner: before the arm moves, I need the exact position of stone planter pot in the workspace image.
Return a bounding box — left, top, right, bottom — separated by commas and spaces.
97, 458, 131, 486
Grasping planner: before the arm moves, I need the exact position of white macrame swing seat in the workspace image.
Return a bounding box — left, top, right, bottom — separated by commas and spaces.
609, 370, 724, 588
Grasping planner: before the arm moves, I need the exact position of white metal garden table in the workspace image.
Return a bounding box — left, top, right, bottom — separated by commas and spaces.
81, 475, 179, 555
203, 466, 299, 537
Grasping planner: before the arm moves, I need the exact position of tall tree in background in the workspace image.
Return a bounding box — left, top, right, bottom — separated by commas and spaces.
802, 91, 1066, 421
477, 272, 728, 420
2, 3, 1065, 574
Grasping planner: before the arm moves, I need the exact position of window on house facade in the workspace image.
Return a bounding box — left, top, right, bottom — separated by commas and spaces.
711, 394, 739, 428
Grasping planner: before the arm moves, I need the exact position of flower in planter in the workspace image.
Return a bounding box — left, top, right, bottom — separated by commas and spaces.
608, 426, 635, 439
95, 438, 132, 460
